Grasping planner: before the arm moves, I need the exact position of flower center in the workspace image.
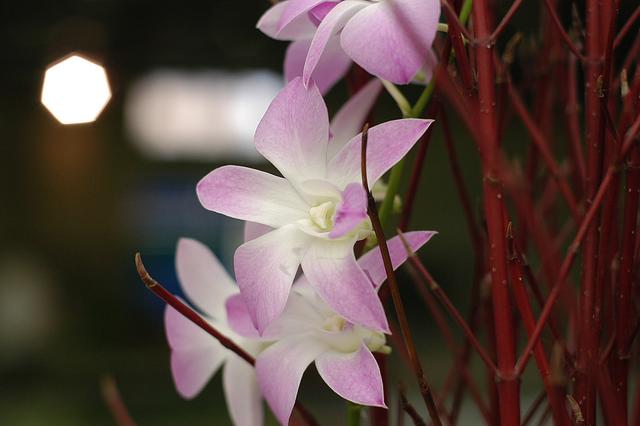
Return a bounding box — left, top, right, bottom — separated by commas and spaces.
320, 314, 391, 354
309, 201, 336, 232
323, 314, 347, 332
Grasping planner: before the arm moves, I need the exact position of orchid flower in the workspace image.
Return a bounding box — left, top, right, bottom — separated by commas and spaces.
197, 77, 432, 334
233, 226, 436, 425
165, 230, 435, 425
164, 238, 264, 426
257, 0, 441, 91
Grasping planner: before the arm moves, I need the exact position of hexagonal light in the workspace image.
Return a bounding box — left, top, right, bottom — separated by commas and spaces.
41, 54, 111, 125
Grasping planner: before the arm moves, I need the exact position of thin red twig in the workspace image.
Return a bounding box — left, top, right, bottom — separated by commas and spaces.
490, 0, 525, 41
542, 0, 587, 62
614, 5, 640, 48
101, 376, 137, 426
361, 126, 443, 426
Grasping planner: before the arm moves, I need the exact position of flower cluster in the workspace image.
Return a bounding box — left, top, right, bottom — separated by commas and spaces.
162, 1, 440, 424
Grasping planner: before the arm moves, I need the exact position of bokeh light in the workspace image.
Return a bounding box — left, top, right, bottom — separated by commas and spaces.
41, 54, 111, 125
125, 70, 282, 161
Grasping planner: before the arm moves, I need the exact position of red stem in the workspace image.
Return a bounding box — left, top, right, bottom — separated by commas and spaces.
542, 0, 587, 62
506, 225, 571, 426
399, 235, 498, 374
489, 0, 525, 41
101, 376, 138, 426
507, 77, 581, 223
514, 133, 637, 376
407, 267, 491, 423
440, 107, 483, 256
614, 5, 640, 48
473, 0, 520, 422
613, 144, 640, 422
565, 53, 587, 192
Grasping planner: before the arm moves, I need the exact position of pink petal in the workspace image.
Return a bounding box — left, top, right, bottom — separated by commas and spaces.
256, 0, 317, 41
285, 38, 352, 95
278, 0, 329, 33
329, 78, 383, 158
302, 1, 367, 87
316, 344, 386, 407
328, 119, 433, 188
176, 238, 236, 319
223, 356, 264, 426
243, 222, 273, 243
419, 48, 438, 84
301, 239, 389, 332
164, 305, 226, 399
264, 281, 328, 338
234, 225, 311, 334
359, 231, 437, 289
197, 165, 308, 228
329, 182, 367, 239
309, 1, 340, 25
341, 0, 440, 84
256, 337, 328, 425
254, 77, 329, 183
225, 294, 260, 338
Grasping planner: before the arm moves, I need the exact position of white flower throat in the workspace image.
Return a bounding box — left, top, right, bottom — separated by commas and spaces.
309, 201, 336, 232
322, 314, 390, 354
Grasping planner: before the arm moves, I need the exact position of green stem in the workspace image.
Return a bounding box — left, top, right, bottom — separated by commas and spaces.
347, 403, 362, 426
382, 79, 412, 117
379, 80, 435, 227
377, 0, 472, 228
379, 157, 407, 226
411, 78, 437, 118
459, 0, 473, 25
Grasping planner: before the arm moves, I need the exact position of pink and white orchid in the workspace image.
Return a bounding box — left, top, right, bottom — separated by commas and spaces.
164, 238, 264, 426
251, 231, 435, 425
166, 229, 435, 426
197, 77, 432, 334
257, 0, 441, 90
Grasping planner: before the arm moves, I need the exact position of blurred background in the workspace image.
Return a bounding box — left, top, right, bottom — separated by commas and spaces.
0, 0, 575, 424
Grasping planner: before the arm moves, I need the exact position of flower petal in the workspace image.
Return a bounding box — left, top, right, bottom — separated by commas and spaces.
301, 239, 389, 332
341, 0, 440, 84
176, 238, 237, 319
264, 282, 329, 338
223, 356, 264, 426
234, 225, 311, 333
418, 48, 438, 84
278, 0, 330, 34
164, 305, 226, 399
285, 38, 352, 95
302, 1, 367, 87
359, 231, 437, 289
244, 221, 273, 243
256, 0, 317, 41
254, 78, 329, 184
225, 294, 260, 338
315, 343, 385, 407
328, 119, 432, 188
197, 165, 308, 228
329, 183, 367, 239
256, 336, 328, 425
329, 78, 382, 158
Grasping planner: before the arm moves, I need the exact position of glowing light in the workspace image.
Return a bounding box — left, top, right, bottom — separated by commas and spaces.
41, 54, 111, 125
125, 70, 282, 161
